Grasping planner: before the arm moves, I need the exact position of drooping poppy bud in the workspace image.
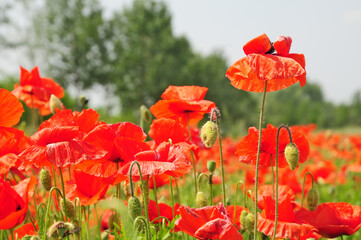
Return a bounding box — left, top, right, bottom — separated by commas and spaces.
47, 221, 66, 239
140, 105, 152, 123
39, 168, 52, 191
285, 142, 299, 171
30, 236, 40, 240
60, 198, 75, 220
49, 94, 64, 114
123, 182, 132, 198
245, 213, 255, 232
128, 196, 142, 221
306, 188, 319, 211
207, 160, 216, 173
240, 210, 248, 228
201, 121, 218, 148
195, 191, 208, 208
108, 214, 116, 231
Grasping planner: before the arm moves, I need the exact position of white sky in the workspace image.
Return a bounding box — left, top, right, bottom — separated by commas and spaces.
2, 0, 361, 104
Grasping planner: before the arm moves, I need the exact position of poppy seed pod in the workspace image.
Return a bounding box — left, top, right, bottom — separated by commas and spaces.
49, 94, 63, 114
207, 160, 216, 173
195, 191, 208, 208
39, 168, 52, 191
201, 121, 218, 148
128, 196, 142, 221
306, 188, 319, 211
240, 210, 248, 228
285, 142, 299, 171
245, 213, 255, 233
60, 198, 76, 220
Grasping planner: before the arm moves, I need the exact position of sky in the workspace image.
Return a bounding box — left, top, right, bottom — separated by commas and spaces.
101, 0, 361, 103
2, 0, 361, 104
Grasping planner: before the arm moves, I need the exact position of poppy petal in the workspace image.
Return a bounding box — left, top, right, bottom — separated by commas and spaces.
0, 89, 24, 127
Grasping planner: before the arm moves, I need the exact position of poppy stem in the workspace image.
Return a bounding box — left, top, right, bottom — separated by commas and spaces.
213, 108, 227, 205
58, 167, 68, 222
254, 80, 268, 238
129, 161, 151, 239
187, 112, 198, 198
209, 173, 214, 205
273, 125, 293, 240
301, 172, 314, 208
169, 176, 175, 218
9, 229, 14, 240
152, 175, 161, 218
233, 180, 245, 225
43, 187, 63, 239
175, 178, 181, 204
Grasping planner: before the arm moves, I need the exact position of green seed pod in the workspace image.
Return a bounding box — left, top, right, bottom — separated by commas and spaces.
49, 94, 63, 114
195, 191, 208, 208
128, 196, 142, 221
306, 188, 319, 211
201, 121, 218, 148
240, 210, 248, 228
60, 198, 76, 220
140, 105, 152, 123
123, 182, 132, 198
285, 142, 299, 171
207, 160, 216, 173
245, 213, 255, 233
39, 168, 52, 191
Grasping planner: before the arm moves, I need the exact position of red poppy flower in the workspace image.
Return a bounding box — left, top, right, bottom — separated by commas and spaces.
39, 109, 101, 134
0, 88, 24, 127
149, 118, 189, 146
120, 142, 192, 182
19, 126, 105, 169
257, 196, 317, 239
295, 202, 361, 238
236, 124, 309, 168
150, 86, 216, 125
255, 184, 295, 210
65, 169, 109, 206
175, 203, 243, 240
226, 33, 306, 92
0, 127, 29, 175
12, 66, 64, 115
77, 122, 150, 183
0, 176, 37, 229
148, 199, 176, 223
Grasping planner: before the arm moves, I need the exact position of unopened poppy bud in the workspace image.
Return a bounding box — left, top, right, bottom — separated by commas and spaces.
108, 214, 116, 231
50, 94, 64, 114
101, 231, 110, 240
140, 105, 152, 123
245, 213, 255, 232
123, 182, 132, 198
39, 168, 52, 191
21, 236, 32, 240
47, 221, 65, 239
240, 210, 248, 228
30, 236, 40, 240
207, 160, 216, 173
195, 191, 208, 208
201, 121, 218, 148
306, 188, 319, 211
60, 198, 75, 220
285, 143, 299, 171
128, 196, 142, 221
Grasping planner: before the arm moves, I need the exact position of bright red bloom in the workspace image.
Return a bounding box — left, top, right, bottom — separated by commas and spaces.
39, 109, 101, 134
148, 199, 176, 223
0, 176, 37, 229
295, 202, 361, 238
65, 169, 109, 206
119, 142, 192, 181
78, 122, 150, 183
255, 184, 295, 210
236, 124, 309, 168
175, 203, 243, 240
226, 33, 306, 92
257, 196, 317, 239
12, 66, 64, 115
0, 88, 24, 127
19, 126, 105, 169
150, 86, 216, 125
148, 118, 188, 146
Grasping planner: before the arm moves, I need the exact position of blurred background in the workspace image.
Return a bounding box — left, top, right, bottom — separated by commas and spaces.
1, 0, 361, 135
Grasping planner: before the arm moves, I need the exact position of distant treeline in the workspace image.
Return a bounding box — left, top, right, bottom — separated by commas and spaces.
1, 0, 360, 134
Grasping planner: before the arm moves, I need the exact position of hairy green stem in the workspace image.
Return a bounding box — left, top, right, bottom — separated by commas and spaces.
43, 187, 63, 239
301, 172, 314, 208
187, 112, 198, 197
233, 181, 245, 224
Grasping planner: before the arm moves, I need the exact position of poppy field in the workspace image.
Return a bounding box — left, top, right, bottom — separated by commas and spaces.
2, 33, 361, 240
